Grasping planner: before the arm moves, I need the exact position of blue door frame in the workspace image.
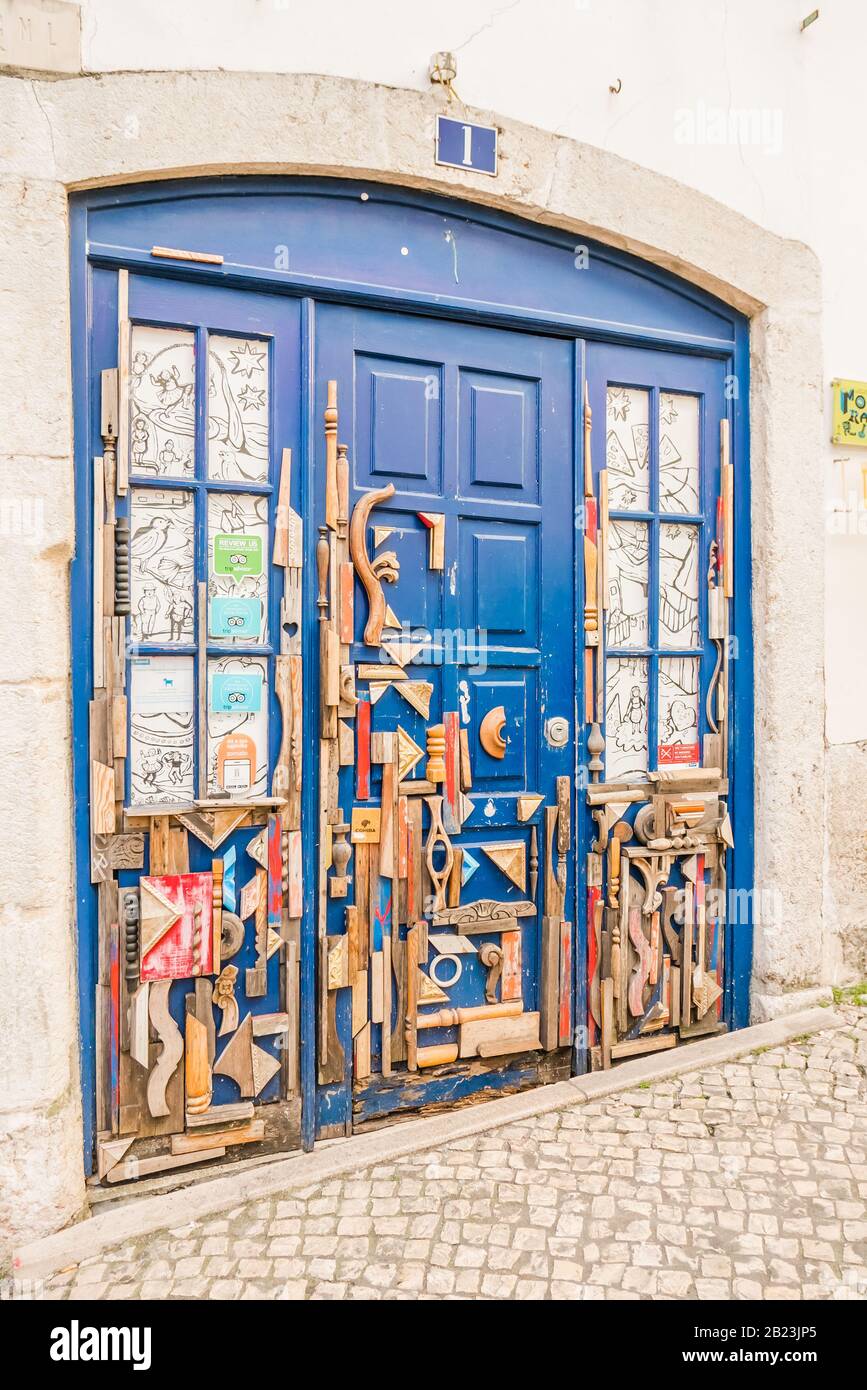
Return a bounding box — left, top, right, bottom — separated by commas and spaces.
70, 178, 753, 1170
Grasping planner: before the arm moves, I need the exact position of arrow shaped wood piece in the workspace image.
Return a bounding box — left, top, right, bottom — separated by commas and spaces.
397, 725, 425, 782
140, 877, 182, 959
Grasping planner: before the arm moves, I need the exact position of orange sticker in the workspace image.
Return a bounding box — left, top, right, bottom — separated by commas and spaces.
216, 732, 256, 792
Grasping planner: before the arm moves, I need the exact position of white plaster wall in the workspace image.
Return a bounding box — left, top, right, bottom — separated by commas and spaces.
72, 0, 865, 747
0, 0, 860, 1255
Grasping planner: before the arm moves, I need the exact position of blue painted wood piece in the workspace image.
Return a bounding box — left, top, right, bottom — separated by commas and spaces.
70, 179, 752, 1167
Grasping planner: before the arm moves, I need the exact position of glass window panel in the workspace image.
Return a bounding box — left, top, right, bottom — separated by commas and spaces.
657, 657, 701, 768
207, 334, 270, 482
207, 492, 269, 645
129, 325, 195, 479
659, 523, 700, 648
659, 393, 700, 514
605, 656, 648, 782
606, 518, 649, 648
129, 655, 195, 806
130, 488, 195, 645
605, 386, 649, 510
207, 656, 269, 798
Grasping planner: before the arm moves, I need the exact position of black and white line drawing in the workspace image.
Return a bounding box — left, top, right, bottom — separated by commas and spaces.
605, 655, 648, 782
659, 392, 700, 514
129, 326, 195, 478
130, 488, 195, 644
658, 656, 700, 763
659, 523, 700, 647
208, 334, 270, 483
606, 518, 649, 648
606, 385, 649, 510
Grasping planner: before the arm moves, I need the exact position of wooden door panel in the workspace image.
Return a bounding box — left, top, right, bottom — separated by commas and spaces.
315, 305, 577, 1132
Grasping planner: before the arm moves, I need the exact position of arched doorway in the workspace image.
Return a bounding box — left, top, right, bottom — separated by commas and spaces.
71, 177, 752, 1183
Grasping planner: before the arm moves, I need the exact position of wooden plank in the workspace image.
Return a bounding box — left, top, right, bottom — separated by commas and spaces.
355, 841, 370, 972
353, 1022, 372, 1081
380, 758, 395, 879
171, 1121, 264, 1154
93, 458, 105, 689
390, 930, 407, 1064
381, 931, 392, 1077
600, 976, 613, 1070
611, 1034, 677, 1061
185, 1101, 255, 1129
539, 916, 560, 1050
442, 711, 462, 834
405, 924, 419, 1071
91, 761, 116, 835
106, 1148, 226, 1183
459, 1011, 541, 1059
558, 921, 573, 1048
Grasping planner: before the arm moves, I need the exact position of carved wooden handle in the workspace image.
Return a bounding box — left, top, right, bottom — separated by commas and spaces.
349, 483, 396, 645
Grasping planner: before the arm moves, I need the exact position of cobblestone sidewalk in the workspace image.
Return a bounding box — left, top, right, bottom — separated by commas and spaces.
41, 1005, 867, 1301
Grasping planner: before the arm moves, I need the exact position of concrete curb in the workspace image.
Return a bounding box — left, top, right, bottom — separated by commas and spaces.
14, 1006, 845, 1280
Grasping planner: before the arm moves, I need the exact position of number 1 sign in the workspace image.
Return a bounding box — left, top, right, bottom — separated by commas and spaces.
435, 114, 498, 176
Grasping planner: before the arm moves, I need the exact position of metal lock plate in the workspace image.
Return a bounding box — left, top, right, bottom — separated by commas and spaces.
545, 716, 569, 748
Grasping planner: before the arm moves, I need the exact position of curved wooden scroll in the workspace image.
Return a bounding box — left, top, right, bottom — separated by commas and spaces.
349, 482, 397, 645
146, 979, 183, 1118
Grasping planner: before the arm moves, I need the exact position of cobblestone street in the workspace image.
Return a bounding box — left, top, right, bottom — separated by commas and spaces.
37, 1005, 867, 1301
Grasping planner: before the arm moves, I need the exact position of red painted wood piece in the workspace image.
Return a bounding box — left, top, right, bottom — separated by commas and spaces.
357, 694, 371, 800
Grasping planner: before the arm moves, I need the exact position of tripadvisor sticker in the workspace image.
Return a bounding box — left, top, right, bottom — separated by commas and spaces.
214, 533, 263, 578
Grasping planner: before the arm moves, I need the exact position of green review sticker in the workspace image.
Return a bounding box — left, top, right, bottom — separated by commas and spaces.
214, 533, 263, 578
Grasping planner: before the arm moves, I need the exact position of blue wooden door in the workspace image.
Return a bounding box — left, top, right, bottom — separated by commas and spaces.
314, 305, 578, 1132
82, 268, 307, 1176
582, 342, 737, 1057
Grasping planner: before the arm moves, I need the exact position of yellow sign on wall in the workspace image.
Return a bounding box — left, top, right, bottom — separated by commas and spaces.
831, 379, 867, 446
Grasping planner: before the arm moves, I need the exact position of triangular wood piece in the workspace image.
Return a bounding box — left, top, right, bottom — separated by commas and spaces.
368, 681, 390, 705
374, 526, 395, 549
246, 829, 268, 869
97, 1136, 134, 1180
460, 794, 475, 824
213, 1013, 255, 1096
176, 808, 248, 851
417, 969, 449, 1004
266, 928, 282, 960
719, 812, 734, 849
395, 681, 433, 719
397, 725, 425, 782
481, 841, 526, 892
383, 604, 401, 631
693, 974, 723, 1020
251, 1044, 281, 1096
140, 877, 182, 959
681, 854, 699, 884
517, 794, 544, 823
383, 639, 426, 668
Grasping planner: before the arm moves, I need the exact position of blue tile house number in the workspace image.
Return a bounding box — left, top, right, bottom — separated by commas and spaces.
435, 114, 498, 176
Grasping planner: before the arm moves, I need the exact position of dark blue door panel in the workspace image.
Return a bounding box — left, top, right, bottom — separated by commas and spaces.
314, 305, 577, 1131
